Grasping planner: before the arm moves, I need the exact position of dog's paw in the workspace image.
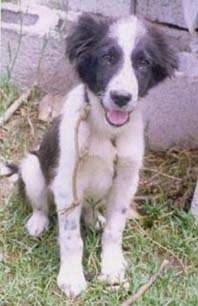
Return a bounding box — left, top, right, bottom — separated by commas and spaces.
99, 254, 127, 286
57, 267, 87, 297
25, 211, 49, 237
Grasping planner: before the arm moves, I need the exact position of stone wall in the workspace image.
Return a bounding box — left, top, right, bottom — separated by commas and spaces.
67, 0, 134, 17
32, 0, 197, 29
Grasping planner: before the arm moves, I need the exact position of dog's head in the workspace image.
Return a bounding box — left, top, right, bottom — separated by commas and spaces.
66, 14, 178, 127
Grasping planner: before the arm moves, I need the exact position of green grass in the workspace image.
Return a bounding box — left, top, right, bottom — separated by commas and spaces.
0, 81, 198, 305
0, 77, 19, 116
1, 1, 21, 4
1, 195, 198, 306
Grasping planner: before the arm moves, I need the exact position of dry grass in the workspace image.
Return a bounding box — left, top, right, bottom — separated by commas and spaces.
138, 148, 198, 215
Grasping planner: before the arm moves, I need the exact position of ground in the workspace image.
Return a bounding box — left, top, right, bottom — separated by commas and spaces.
0, 80, 198, 306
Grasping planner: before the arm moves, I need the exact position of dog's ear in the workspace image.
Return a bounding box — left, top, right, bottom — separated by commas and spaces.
146, 26, 178, 82
66, 13, 110, 63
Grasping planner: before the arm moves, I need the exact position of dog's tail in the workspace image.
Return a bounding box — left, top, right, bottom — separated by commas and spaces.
0, 162, 19, 181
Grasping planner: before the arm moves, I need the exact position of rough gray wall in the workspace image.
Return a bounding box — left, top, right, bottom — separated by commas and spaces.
66, 0, 192, 28
136, 0, 186, 28
1, 3, 77, 94
67, 0, 134, 17
22, 0, 198, 29
140, 57, 198, 150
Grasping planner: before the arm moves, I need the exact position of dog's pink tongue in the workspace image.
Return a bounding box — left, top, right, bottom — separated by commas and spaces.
106, 110, 129, 126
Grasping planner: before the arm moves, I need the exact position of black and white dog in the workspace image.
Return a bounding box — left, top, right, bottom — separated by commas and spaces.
14, 14, 177, 297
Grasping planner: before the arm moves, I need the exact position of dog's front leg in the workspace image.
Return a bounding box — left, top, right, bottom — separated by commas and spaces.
56, 205, 86, 297
52, 105, 87, 297
54, 159, 86, 298
100, 158, 140, 285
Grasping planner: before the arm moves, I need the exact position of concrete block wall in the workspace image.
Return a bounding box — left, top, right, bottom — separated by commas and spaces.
22, 0, 68, 11
140, 53, 198, 150
35, 0, 196, 29
136, 0, 186, 28
22, 0, 135, 16
1, 3, 78, 94
67, 0, 135, 17
22, 0, 197, 29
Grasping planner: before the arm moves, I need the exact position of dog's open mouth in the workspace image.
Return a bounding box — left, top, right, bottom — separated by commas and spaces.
105, 109, 130, 127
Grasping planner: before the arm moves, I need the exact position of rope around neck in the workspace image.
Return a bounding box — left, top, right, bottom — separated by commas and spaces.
59, 87, 90, 216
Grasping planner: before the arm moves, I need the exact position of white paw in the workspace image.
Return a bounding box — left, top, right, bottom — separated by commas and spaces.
99, 253, 127, 286
25, 211, 49, 237
57, 266, 87, 297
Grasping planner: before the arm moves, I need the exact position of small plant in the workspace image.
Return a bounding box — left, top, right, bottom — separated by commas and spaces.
0, 76, 19, 116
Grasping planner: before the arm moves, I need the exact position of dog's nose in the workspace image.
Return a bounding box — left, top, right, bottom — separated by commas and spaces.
110, 90, 132, 107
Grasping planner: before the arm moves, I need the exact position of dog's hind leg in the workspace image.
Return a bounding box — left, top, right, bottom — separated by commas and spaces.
20, 153, 49, 237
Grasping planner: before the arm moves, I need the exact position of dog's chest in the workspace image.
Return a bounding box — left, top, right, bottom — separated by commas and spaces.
77, 123, 116, 199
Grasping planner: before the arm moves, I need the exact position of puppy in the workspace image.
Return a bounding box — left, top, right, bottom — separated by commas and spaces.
13, 14, 177, 297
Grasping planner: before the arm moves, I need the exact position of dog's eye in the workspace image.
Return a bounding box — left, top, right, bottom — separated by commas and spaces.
102, 53, 117, 65
137, 58, 150, 70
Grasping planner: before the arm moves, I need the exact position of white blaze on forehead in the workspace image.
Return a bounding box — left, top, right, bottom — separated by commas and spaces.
109, 16, 146, 56
104, 16, 146, 105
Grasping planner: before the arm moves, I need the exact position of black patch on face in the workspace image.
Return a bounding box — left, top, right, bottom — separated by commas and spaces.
132, 26, 178, 97
66, 13, 123, 95
32, 116, 60, 184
